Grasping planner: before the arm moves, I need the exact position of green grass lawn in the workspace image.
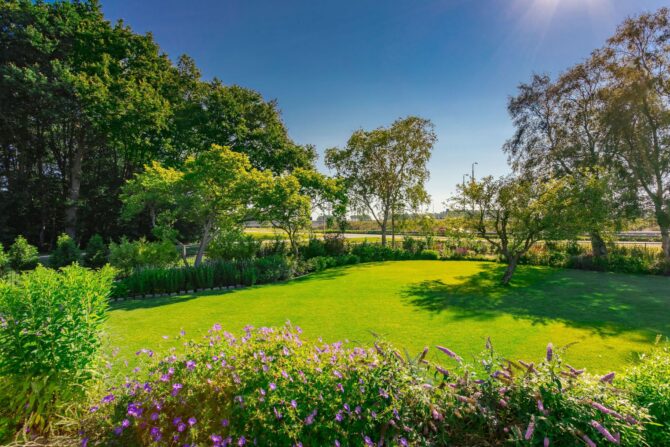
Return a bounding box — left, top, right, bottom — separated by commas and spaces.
106, 260, 670, 373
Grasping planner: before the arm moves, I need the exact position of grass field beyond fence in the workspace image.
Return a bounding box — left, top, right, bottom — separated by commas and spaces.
106, 260, 670, 373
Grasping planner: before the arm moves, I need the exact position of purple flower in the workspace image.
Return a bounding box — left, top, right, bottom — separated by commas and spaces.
435, 365, 450, 377
524, 416, 535, 440
212, 323, 222, 331
221, 418, 229, 427
591, 420, 620, 444
333, 370, 343, 379
274, 407, 283, 420
600, 372, 616, 383
290, 400, 297, 409
186, 360, 196, 371
177, 422, 186, 432
379, 388, 389, 399
127, 403, 142, 418
591, 402, 624, 420
81, 437, 88, 447
102, 394, 115, 404
269, 382, 277, 391
363, 436, 374, 446
121, 419, 130, 428
211, 435, 223, 444
150, 412, 159, 421
582, 435, 596, 447
335, 411, 343, 422
238, 436, 246, 446
172, 383, 183, 396
436, 345, 462, 362
89, 406, 99, 413
188, 417, 197, 426
399, 438, 408, 447
304, 409, 317, 425
546, 343, 553, 362
544, 437, 550, 447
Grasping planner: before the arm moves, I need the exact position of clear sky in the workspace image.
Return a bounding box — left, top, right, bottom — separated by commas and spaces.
101, 0, 667, 211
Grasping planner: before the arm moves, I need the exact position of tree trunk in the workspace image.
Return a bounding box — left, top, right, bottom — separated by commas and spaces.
590, 231, 607, 258
380, 223, 387, 247
501, 255, 519, 285
194, 219, 213, 267
64, 145, 84, 239
661, 226, 670, 261
391, 213, 395, 248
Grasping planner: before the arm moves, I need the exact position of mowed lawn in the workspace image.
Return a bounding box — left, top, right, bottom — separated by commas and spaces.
106, 261, 670, 372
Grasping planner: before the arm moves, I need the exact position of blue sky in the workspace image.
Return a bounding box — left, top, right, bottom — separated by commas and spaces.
102, 0, 667, 210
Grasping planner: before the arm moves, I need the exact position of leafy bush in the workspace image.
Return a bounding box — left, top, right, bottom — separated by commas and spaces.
82, 326, 654, 446
109, 238, 179, 276
0, 245, 9, 277
300, 237, 327, 259
8, 235, 39, 271
402, 236, 427, 254
426, 343, 647, 446
0, 265, 115, 439
323, 233, 347, 256
350, 242, 405, 262
84, 234, 109, 268
417, 249, 439, 260
50, 233, 83, 268
623, 343, 670, 445
83, 324, 431, 446
207, 228, 261, 261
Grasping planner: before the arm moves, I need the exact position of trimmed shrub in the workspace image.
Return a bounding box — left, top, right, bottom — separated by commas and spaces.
84, 234, 109, 268
50, 233, 83, 268
0, 265, 115, 439
417, 249, 439, 260
323, 233, 347, 256
8, 235, 38, 271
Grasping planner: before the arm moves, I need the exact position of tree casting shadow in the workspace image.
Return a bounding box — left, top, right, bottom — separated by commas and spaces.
402, 263, 670, 338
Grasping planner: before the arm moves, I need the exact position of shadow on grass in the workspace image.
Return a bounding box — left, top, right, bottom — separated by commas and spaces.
402, 263, 670, 339
109, 262, 360, 312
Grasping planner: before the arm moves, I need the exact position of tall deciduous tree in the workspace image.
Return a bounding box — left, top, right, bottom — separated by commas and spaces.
325, 116, 436, 246
600, 8, 670, 260
454, 175, 587, 285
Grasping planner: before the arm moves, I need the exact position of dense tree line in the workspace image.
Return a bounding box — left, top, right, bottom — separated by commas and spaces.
0, 0, 315, 249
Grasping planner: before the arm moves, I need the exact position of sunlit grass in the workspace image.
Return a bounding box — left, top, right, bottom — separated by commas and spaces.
106, 261, 669, 373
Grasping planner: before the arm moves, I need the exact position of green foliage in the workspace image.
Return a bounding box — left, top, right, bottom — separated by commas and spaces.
8, 236, 38, 271
49, 233, 82, 269
82, 325, 659, 446
109, 238, 179, 276
206, 227, 261, 261
623, 343, 670, 445
112, 256, 298, 299
417, 249, 439, 260
427, 344, 647, 446
0, 245, 9, 277
83, 325, 431, 446
84, 234, 109, 268
0, 265, 115, 438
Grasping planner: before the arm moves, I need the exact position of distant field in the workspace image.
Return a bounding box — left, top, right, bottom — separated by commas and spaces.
106, 260, 670, 373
